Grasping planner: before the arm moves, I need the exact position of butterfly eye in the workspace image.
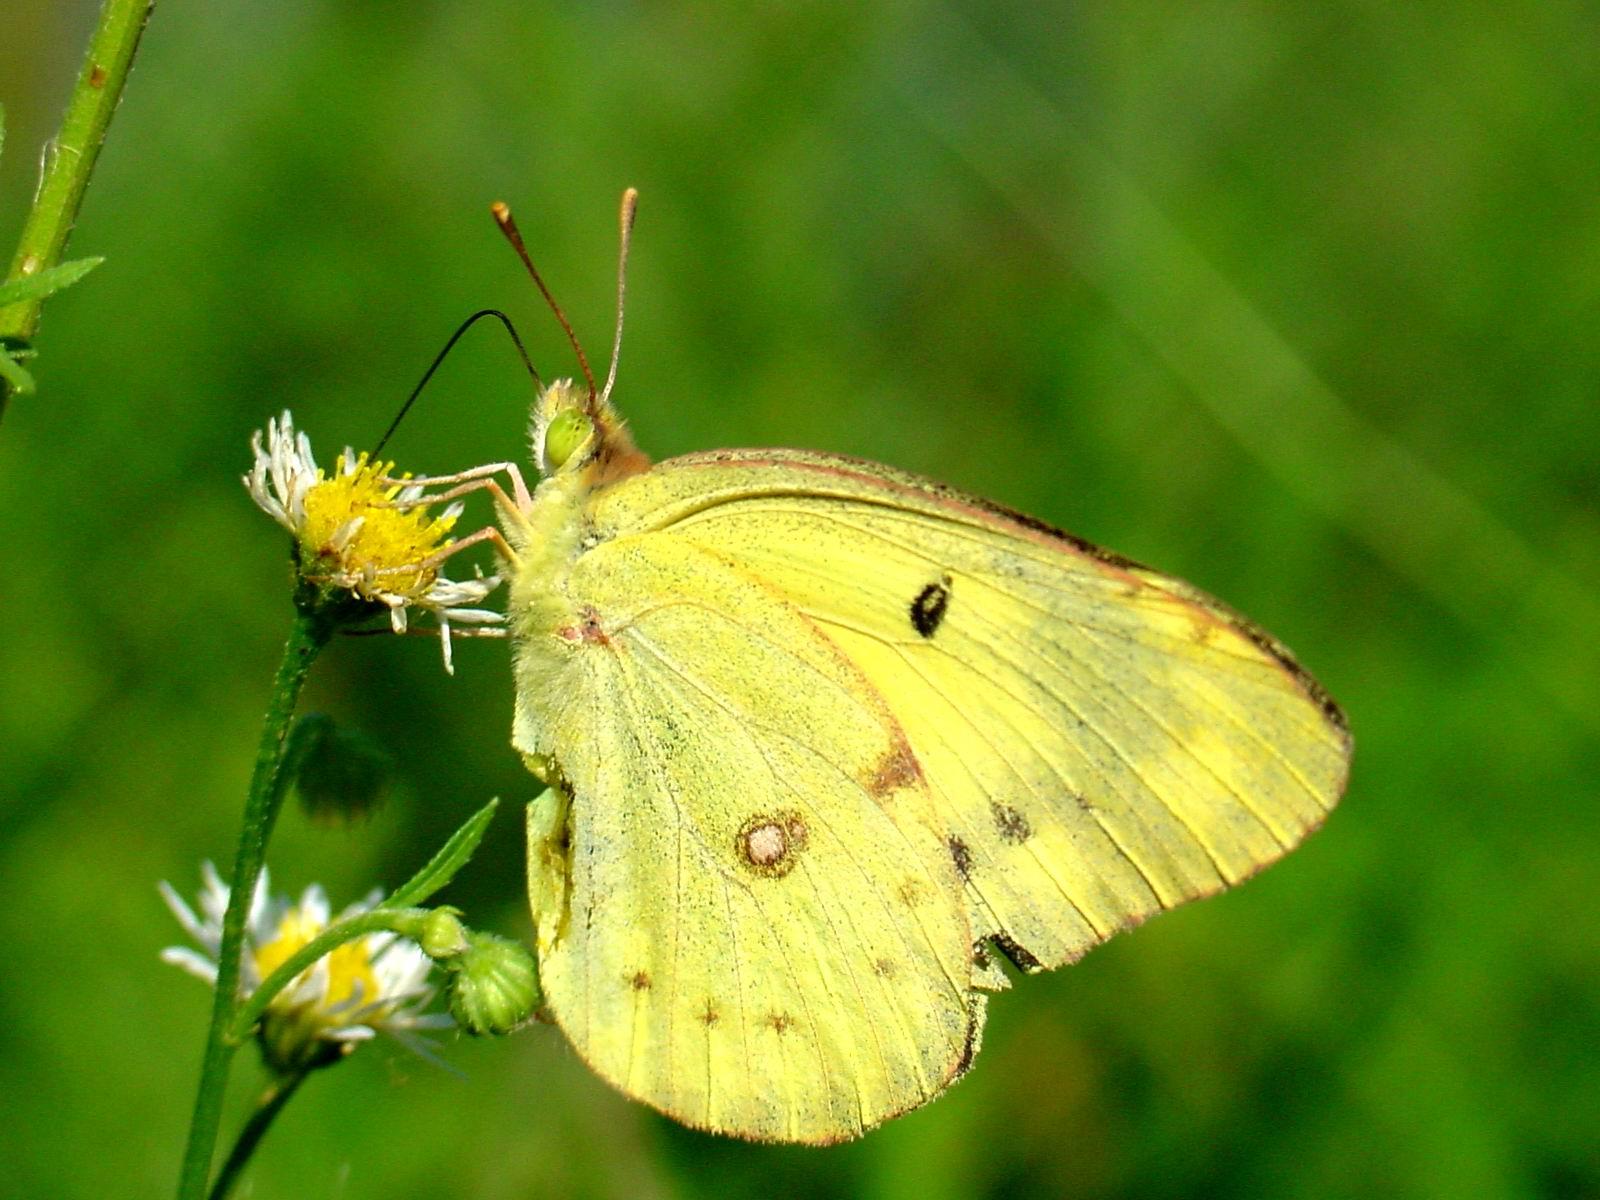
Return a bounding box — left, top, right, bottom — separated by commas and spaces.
544, 408, 593, 470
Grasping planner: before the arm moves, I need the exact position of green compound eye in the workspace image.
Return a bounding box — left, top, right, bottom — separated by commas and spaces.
545, 408, 593, 470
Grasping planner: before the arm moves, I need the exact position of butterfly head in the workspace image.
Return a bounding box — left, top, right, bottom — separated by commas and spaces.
530, 379, 650, 485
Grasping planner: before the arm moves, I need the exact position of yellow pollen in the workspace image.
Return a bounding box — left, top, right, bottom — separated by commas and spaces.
299, 452, 456, 595
253, 905, 383, 1016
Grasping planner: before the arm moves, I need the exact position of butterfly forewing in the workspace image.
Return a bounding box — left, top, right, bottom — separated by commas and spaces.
585, 449, 1351, 978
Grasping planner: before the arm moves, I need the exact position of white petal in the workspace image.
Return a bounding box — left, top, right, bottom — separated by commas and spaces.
198, 863, 231, 932
300, 884, 330, 926
246, 870, 277, 942
158, 880, 208, 945
161, 947, 220, 984
329, 515, 365, 552
438, 622, 456, 674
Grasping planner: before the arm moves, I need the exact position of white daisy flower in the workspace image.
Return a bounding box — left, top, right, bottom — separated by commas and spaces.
160, 864, 452, 1072
244, 411, 504, 672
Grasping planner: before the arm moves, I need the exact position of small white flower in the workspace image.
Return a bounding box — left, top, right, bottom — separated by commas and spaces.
161, 864, 452, 1069
244, 411, 505, 672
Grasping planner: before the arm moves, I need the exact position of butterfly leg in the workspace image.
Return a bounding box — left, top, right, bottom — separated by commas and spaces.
385, 461, 535, 512
391, 522, 517, 571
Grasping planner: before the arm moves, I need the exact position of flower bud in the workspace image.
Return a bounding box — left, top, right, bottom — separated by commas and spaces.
419, 908, 470, 959
445, 932, 540, 1036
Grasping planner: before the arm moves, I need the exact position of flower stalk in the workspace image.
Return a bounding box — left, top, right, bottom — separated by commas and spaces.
172, 416, 510, 1197
206, 1071, 311, 1200
175, 612, 332, 1200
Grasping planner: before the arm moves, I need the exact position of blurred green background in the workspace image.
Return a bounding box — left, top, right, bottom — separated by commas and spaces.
2, 3, 1596, 1197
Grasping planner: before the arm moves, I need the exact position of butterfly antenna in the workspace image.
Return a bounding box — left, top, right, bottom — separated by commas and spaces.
373, 308, 539, 456
491, 200, 599, 406
599, 188, 639, 408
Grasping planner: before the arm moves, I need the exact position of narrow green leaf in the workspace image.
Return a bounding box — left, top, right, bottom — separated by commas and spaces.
385, 798, 500, 908
0, 257, 105, 308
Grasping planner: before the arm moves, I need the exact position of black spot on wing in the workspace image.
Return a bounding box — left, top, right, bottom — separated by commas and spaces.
900, 455, 1346, 748
910, 576, 952, 638
948, 835, 973, 881
991, 933, 1044, 973
990, 801, 1033, 843
956, 1005, 983, 1076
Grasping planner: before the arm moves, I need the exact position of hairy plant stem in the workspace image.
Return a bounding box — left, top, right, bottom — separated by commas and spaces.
175, 612, 332, 1200
0, 0, 154, 419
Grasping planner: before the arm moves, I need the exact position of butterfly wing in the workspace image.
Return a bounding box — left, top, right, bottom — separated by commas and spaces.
581, 449, 1351, 981
517, 531, 978, 1143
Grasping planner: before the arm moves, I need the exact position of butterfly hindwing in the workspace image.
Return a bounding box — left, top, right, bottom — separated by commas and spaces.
516, 532, 978, 1143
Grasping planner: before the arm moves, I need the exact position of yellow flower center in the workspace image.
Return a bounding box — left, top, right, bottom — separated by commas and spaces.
253, 905, 382, 1017
299, 452, 456, 596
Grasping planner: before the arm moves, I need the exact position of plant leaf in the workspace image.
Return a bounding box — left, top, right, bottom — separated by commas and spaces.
385, 798, 500, 909
0, 257, 105, 307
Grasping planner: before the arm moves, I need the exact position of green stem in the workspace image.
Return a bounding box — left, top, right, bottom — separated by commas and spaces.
205, 1069, 312, 1200
0, 0, 154, 415
175, 612, 332, 1200
227, 907, 430, 1043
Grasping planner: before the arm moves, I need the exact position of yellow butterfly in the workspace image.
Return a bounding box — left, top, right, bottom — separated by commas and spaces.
463, 192, 1349, 1144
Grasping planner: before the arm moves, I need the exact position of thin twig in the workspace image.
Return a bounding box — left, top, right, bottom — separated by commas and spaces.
0, 0, 155, 418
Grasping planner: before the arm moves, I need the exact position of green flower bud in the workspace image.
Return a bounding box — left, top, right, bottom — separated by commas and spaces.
419, 908, 470, 960
445, 932, 540, 1036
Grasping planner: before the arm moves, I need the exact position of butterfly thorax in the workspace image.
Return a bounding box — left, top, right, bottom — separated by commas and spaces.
504, 379, 651, 628
504, 471, 587, 638
503, 381, 651, 766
